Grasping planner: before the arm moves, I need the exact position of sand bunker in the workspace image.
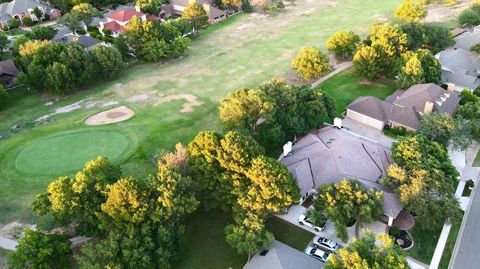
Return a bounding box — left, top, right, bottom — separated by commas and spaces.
84, 106, 135, 125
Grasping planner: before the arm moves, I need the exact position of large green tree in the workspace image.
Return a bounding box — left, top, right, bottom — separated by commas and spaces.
383, 135, 461, 229
92, 45, 123, 77
8, 229, 71, 269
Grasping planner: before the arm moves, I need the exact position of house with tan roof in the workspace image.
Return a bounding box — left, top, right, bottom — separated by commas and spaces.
279, 126, 412, 228
346, 83, 460, 131
0, 0, 60, 29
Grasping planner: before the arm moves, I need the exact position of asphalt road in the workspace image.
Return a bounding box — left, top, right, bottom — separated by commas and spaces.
450, 181, 480, 269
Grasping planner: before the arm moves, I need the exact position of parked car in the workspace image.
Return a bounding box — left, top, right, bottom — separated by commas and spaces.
298, 214, 326, 232
313, 236, 340, 252
304, 247, 330, 262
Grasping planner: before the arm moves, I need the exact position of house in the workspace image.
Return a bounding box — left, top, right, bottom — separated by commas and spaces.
0, 59, 20, 88
243, 240, 324, 269
53, 34, 103, 51
279, 126, 408, 227
453, 27, 480, 51
0, 0, 60, 29
98, 7, 147, 37
163, 0, 227, 23
436, 48, 480, 91
346, 83, 460, 131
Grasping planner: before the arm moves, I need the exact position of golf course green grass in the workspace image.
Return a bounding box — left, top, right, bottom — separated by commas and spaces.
15, 130, 133, 175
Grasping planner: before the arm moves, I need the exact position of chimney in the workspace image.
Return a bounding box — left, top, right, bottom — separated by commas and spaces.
283, 141, 293, 157
424, 101, 434, 114
135, 5, 141, 12
446, 83, 455, 92
203, 4, 210, 12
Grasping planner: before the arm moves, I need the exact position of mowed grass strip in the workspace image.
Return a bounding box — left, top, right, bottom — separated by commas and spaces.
266, 216, 314, 251
14, 130, 133, 175
316, 68, 397, 116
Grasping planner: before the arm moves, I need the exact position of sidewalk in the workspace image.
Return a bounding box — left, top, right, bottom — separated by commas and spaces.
311, 61, 352, 88
0, 235, 17, 251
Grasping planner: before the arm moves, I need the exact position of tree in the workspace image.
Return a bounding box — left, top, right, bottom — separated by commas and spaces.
225, 211, 274, 259
113, 36, 130, 58
417, 112, 456, 147
19, 40, 53, 58
92, 45, 123, 77
368, 23, 408, 58
222, 0, 242, 9
394, 0, 427, 23
241, 155, 300, 214
291, 47, 331, 80
324, 231, 410, 269
136, 0, 166, 15
71, 3, 102, 27
397, 53, 424, 88
314, 180, 384, 242
400, 23, 454, 53
0, 86, 8, 109
459, 5, 480, 27
384, 134, 462, 229
8, 229, 71, 269
219, 79, 335, 152
326, 31, 361, 59
181, 2, 208, 31
0, 32, 7, 52
58, 13, 82, 33
32, 156, 122, 235
26, 26, 58, 40
353, 45, 382, 80
32, 7, 44, 22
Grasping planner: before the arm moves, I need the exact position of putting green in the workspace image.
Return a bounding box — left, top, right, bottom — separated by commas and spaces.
15, 130, 133, 175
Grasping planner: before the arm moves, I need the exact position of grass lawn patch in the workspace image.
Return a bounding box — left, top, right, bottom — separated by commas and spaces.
177, 209, 247, 269
407, 224, 442, 264
266, 216, 314, 251
14, 129, 134, 175
316, 69, 397, 116
439, 221, 462, 269
473, 148, 480, 167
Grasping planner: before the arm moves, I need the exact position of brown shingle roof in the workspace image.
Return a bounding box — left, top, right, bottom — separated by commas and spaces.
0, 59, 19, 77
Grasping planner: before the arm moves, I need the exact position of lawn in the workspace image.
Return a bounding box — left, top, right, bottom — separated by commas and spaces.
439, 221, 462, 269
473, 148, 480, 167
266, 216, 314, 251
0, 0, 402, 225
407, 224, 442, 264
177, 209, 247, 269
315, 69, 397, 116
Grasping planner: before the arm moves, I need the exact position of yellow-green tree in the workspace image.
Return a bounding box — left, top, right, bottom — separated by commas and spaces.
324, 231, 409, 269
397, 53, 424, 88
314, 180, 384, 242
241, 155, 300, 214
369, 23, 408, 58
326, 31, 361, 58
19, 40, 52, 58
219, 88, 268, 131
352, 45, 382, 80
394, 0, 427, 23
291, 47, 331, 80
181, 2, 208, 30
222, 0, 242, 9
71, 3, 102, 27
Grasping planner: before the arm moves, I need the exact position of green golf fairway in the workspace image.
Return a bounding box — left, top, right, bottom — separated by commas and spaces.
15, 130, 133, 175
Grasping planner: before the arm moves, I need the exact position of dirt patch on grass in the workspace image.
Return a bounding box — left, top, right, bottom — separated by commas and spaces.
156, 94, 203, 113
84, 106, 135, 125
0, 221, 35, 240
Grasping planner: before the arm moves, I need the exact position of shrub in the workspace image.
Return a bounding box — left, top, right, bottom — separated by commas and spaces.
459, 8, 480, 27
471, 44, 480, 54
102, 28, 112, 36
22, 16, 35, 26
87, 26, 99, 33
76, 29, 86, 35
10, 18, 20, 29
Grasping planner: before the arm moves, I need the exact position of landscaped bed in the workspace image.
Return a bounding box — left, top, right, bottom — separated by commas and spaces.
389, 227, 413, 250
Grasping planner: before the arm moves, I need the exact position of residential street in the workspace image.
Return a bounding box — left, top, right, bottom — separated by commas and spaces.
450, 175, 480, 268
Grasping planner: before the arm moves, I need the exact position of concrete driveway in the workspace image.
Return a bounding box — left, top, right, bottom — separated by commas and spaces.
341, 118, 394, 148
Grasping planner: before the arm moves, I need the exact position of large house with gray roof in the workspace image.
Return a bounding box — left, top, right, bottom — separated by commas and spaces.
346, 83, 460, 131
0, 0, 60, 29
279, 126, 409, 228
436, 48, 480, 91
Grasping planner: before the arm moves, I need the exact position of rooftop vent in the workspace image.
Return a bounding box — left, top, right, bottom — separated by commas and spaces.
260, 250, 269, 256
